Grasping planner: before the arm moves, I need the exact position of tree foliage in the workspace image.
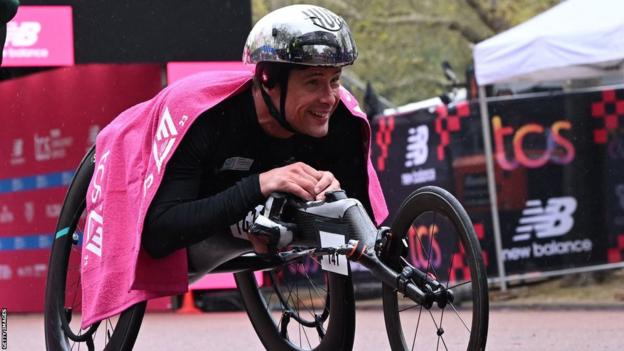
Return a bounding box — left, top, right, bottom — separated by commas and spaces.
252, 0, 560, 106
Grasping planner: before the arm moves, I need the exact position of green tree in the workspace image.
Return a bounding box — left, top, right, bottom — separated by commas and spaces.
252, 0, 559, 106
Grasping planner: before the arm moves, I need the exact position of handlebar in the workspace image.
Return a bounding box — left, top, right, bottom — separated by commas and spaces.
253, 190, 378, 250
252, 191, 449, 309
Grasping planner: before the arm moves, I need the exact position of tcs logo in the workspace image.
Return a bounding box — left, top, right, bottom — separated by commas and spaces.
6, 21, 41, 47
407, 224, 442, 269
492, 116, 575, 171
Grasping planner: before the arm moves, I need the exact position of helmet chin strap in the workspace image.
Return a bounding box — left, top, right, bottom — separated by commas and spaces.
260, 77, 298, 134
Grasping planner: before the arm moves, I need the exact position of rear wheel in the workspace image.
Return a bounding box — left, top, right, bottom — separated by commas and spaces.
381, 186, 489, 351
235, 252, 355, 351
44, 147, 146, 351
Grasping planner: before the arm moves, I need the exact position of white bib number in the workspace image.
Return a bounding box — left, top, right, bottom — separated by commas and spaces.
319, 231, 349, 276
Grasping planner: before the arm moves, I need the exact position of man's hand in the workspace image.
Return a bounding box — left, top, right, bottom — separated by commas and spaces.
259, 162, 340, 201
314, 170, 340, 200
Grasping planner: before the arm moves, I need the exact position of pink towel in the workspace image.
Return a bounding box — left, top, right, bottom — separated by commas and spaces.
80, 70, 388, 328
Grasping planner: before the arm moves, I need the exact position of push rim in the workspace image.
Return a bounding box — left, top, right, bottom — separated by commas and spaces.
44, 147, 146, 351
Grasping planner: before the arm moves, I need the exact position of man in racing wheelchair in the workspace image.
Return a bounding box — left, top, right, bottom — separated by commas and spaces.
77, 4, 387, 329
140, 5, 388, 271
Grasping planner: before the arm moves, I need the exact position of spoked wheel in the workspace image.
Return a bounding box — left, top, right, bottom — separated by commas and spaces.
235, 252, 355, 351
44, 146, 146, 351
381, 186, 489, 351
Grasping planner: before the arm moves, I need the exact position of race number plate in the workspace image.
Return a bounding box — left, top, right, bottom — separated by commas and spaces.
319, 231, 349, 276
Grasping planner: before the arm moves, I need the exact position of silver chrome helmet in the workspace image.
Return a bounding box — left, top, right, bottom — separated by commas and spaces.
243, 4, 357, 67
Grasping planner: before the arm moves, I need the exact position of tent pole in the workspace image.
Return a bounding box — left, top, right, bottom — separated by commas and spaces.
478, 85, 507, 291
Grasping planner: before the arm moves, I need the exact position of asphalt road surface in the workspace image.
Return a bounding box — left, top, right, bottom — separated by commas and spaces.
8, 308, 624, 350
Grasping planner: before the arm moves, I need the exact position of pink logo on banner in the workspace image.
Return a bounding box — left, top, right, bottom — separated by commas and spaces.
3, 6, 74, 67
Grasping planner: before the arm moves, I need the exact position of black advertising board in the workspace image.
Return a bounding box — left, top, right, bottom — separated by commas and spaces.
371, 86, 624, 280
596, 89, 624, 266
18, 0, 251, 63
371, 102, 497, 278
487, 91, 603, 275
372, 103, 473, 224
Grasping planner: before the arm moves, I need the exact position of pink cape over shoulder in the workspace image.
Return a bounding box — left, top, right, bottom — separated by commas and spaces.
79, 70, 388, 328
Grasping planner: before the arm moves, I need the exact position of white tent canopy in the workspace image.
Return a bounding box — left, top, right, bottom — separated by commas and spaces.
473, 0, 624, 85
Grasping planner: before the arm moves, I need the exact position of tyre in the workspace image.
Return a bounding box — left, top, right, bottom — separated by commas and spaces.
234, 254, 356, 351
381, 186, 489, 351
44, 146, 146, 351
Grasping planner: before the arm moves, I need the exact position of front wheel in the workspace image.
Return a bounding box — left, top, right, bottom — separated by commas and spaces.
381, 186, 489, 351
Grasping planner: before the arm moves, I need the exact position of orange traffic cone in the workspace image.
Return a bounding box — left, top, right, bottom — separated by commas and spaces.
177, 291, 202, 314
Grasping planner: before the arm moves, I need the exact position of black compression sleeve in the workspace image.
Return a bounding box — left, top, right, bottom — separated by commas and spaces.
141, 107, 265, 258
143, 174, 263, 258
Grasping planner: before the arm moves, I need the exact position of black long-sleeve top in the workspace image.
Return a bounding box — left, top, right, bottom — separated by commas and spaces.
142, 88, 371, 258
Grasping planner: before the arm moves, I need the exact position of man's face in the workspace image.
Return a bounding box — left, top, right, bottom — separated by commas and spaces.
282, 66, 342, 138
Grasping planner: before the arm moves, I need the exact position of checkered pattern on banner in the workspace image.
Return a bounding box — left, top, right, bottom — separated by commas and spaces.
473, 222, 489, 267
607, 233, 624, 263
375, 115, 395, 171
591, 89, 624, 144
450, 222, 488, 283
450, 243, 470, 282
434, 102, 470, 160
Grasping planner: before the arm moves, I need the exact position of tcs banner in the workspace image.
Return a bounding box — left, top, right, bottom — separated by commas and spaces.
0, 64, 162, 311
372, 105, 463, 223
487, 93, 604, 275
371, 102, 495, 279
371, 87, 624, 280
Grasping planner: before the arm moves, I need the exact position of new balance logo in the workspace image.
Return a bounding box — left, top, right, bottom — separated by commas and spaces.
405, 125, 429, 168
513, 197, 577, 242
221, 157, 254, 172
6, 21, 41, 47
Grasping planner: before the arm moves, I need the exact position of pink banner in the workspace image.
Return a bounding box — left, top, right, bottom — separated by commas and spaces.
0, 65, 162, 179
0, 64, 163, 312
2, 6, 74, 67
0, 189, 64, 236
167, 61, 261, 290
0, 251, 49, 311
